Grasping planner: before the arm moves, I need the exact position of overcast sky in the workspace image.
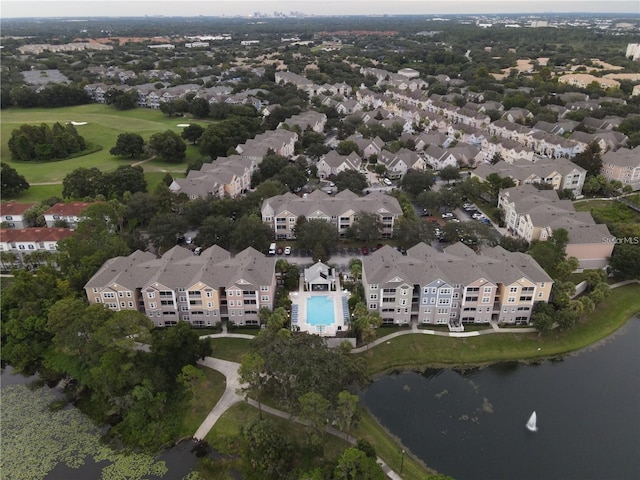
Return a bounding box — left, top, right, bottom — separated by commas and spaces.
2, 1, 639, 18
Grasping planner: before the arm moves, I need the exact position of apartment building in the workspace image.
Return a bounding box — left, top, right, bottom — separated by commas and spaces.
600, 146, 640, 191
169, 156, 254, 200
261, 189, 403, 240
43, 202, 93, 228
473, 158, 587, 197
0, 227, 74, 264
85, 245, 276, 328
498, 185, 614, 269
1, 202, 36, 229
361, 242, 553, 329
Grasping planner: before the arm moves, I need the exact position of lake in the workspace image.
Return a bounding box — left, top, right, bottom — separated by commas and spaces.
361, 318, 640, 480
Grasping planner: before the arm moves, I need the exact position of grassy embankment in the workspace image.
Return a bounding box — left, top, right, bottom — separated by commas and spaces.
1, 104, 216, 201
177, 366, 226, 439
358, 283, 640, 375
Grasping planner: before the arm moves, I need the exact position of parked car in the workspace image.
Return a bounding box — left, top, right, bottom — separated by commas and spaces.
442, 212, 455, 219
361, 246, 369, 256
276, 247, 284, 255
284, 246, 291, 255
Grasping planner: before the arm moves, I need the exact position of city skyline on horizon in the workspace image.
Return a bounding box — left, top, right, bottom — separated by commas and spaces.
2, 0, 639, 19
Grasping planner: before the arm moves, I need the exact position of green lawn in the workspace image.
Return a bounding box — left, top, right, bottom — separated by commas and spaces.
1, 104, 207, 192
178, 366, 226, 438
359, 284, 640, 374
209, 337, 253, 363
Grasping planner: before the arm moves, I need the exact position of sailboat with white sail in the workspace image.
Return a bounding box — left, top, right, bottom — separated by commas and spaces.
526, 411, 537, 432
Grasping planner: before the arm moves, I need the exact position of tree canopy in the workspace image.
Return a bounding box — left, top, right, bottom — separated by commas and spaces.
8, 123, 86, 161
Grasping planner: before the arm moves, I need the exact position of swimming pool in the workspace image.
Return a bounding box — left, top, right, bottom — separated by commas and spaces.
306, 295, 335, 326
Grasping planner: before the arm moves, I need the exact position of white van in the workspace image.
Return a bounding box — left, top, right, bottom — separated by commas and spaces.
383, 178, 393, 186
269, 243, 277, 255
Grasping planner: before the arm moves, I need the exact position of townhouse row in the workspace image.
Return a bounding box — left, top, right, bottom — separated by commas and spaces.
84, 245, 277, 328
361, 242, 553, 329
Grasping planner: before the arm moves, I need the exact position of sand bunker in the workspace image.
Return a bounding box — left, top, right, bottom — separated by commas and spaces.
69, 121, 88, 126
177, 123, 190, 127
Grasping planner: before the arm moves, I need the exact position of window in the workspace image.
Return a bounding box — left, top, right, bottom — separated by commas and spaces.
92, 288, 98, 293
147, 292, 155, 299
205, 291, 213, 298
5, 216, 12, 220
482, 296, 491, 303
149, 302, 157, 309
126, 292, 132, 297
438, 298, 450, 305
28, 245, 34, 250
261, 286, 269, 291
508, 297, 515, 303
102, 292, 115, 298
179, 296, 187, 302
261, 295, 269, 302
207, 302, 213, 308
237, 300, 243, 306
120, 302, 125, 307
369, 303, 377, 309
440, 288, 451, 295
370, 294, 378, 300
370, 284, 379, 290
118, 291, 124, 297
400, 288, 408, 296
430, 298, 435, 304
510, 287, 518, 293
484, 287, 492, 293
128, 302, 133, 307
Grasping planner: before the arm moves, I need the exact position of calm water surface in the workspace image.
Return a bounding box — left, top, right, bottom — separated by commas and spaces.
361, 318, 640, 480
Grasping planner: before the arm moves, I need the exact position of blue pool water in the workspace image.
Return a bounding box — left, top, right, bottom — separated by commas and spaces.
306, 296, 335, 326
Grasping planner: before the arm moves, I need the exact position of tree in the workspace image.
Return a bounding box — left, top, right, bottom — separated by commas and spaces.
336, 140, 360, 156
196, 215, 234, 249
346, 212, 382, 244
231, 215, 274, 253
147, 213, 188, 252
241, 420, 293, 480
298, 391, 331, 446
238, 352, 266, 418
333, 170, 368, 195
401, 170, 435, 196
62, 167, 104, 199
105, 89, 138, 110
180, 124, 205, 145
609, 243, 640, 280
148, 130, 187, 163
56, 204, 131, 290
1, 163, 29, 197
350, 302, 382, 345
109, 133, 145, 158
274, 164, 307, 192
572, 142, 602, 178
295, 218, 337, 255
439, 165, 461, 184
8, 123, 85, 161
483, 173, 515, 201
189, 97, 210, 118
150, 321, 212, 390
334, 447, 386, 480
394, 217, 434, 248
104, 165, 147, 199
335, 390, 360, 441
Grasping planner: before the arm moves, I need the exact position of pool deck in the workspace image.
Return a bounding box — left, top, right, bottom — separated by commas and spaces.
290, 277, 349, 337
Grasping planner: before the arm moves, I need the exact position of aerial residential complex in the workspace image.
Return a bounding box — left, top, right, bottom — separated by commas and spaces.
84, 245, 277, 328
362, 243, 553, 329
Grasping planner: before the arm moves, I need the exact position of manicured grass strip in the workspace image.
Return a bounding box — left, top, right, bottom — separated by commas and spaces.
353, 407, 437, 480
178, 366, 226, 438
359, 284, 640, 374
10, 184, 63, 202
208, 337, 253, 363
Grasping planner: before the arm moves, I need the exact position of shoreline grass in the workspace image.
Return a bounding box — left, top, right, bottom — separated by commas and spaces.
178, 366, 226, 439
357, 283, 640, 375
